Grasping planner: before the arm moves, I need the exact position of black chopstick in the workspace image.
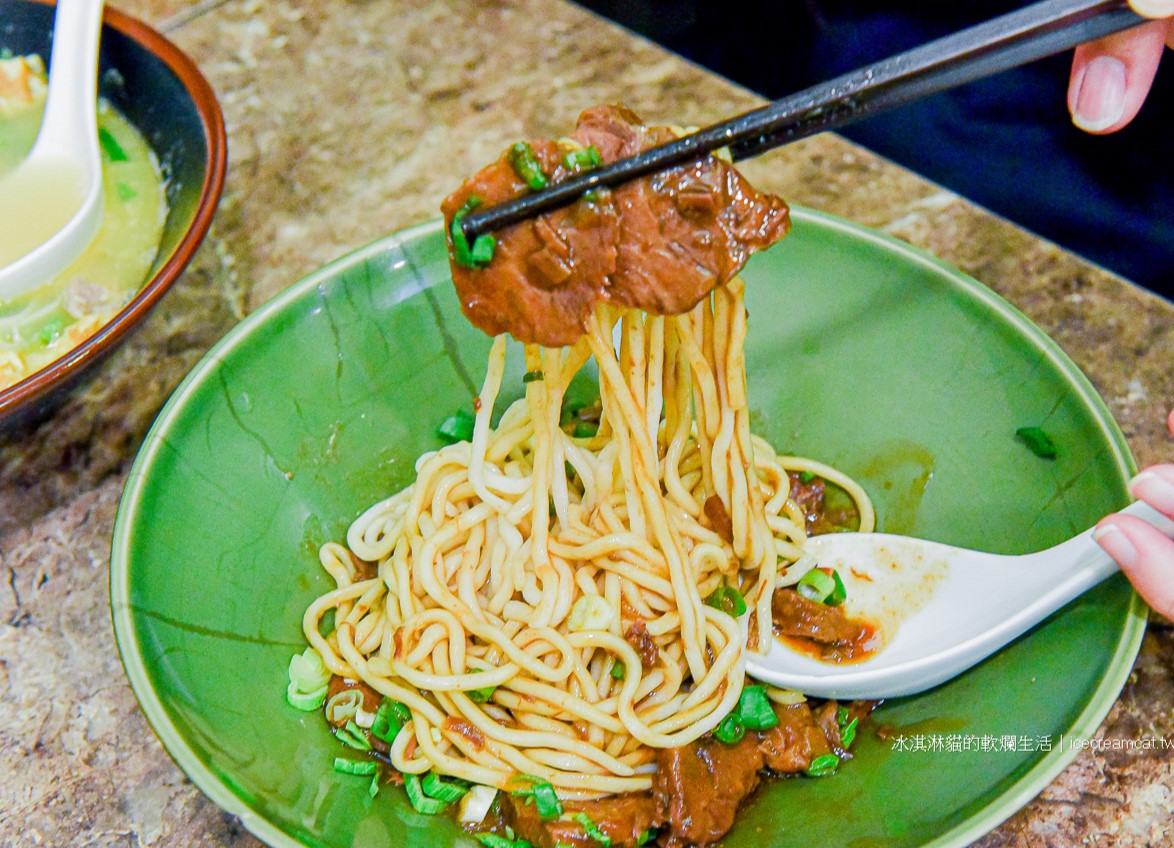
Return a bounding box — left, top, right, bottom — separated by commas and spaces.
460, 0, 1144, 241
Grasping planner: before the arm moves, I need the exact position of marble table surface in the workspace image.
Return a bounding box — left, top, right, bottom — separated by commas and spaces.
1, 0, 1171, 845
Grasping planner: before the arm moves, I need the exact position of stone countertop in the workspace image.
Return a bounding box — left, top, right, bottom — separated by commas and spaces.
1, 0, 1171, 845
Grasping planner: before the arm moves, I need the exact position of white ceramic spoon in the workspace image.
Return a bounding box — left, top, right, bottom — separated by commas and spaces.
746, 500, 1174, 700
0, 0, 105, 300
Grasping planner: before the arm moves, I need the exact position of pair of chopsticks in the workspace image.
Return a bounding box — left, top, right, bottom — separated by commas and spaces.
460, 0, 1144, 241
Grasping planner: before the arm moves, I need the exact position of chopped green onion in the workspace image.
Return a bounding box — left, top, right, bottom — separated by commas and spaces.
713, 713, 745, 745
508, 141, 548, 190
437, 408, 476, 444
705, 584, 747, 618
451, 195, 496, 268
795, 568, 846, 606
285, 680, 328, 711
1016, 426, 1058, 459
370, 699, 406, 743
286, 648, 331, 710
422, 772, 470, 802
572, 420, 599, 438
610, 661, 625, 680
98, 127, 128, 162
477, 835, 531, 848
333, 757, 378, 776
637, 828, 659, 846
404, 772, 448, 814
798, 470, 816, 484
336, 720, 372, 751
574, 812, 611, 846
317, 607, 337, 637
325, 689, 362, 724
369, 772, 381, 798
522, 369, 545, 384
467, 685, 497, 703
35, 315, 67, 346
116, 181, 137, 201
840, 716, 859, 749
806, 752, 840, 777
563, 145, 602, 172
509, 774, 562, 820
736, 685, 778, 731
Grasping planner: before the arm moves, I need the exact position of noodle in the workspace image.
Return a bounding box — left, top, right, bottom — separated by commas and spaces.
301, 276, 875, 800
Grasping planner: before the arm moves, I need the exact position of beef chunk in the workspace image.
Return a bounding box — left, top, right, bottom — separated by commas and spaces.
500, 790, 659, 848
757, 702, 833, 773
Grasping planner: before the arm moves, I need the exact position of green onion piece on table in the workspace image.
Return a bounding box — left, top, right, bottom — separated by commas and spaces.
437, 408, 476, 444
333, 757, 378, 776
404, 772, 449, 814
286, 647, 331, 711
704, 584, 747, 617
285, 680, 327, 711
509, 141, 548, 190
335, 720, 372, 751
806, 752, 840, 777
1016, 425, 1058, 459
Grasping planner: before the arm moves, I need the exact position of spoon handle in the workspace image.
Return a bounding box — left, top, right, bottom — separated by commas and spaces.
34, 0, 105, 164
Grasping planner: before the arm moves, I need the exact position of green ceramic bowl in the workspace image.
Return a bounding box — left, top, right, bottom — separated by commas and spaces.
111, 209, 1144, 848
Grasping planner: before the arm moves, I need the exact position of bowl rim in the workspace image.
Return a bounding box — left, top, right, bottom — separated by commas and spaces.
0, 0, 227, 422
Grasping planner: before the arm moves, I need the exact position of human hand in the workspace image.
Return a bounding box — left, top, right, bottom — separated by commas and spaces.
1093, 409, 1174, 618
1068, 0, 1174, 133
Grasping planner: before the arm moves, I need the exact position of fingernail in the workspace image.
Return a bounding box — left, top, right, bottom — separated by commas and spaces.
1071, 56, 1127, 132
1093, 523, 1138, 569
1129, 469, 1174, 512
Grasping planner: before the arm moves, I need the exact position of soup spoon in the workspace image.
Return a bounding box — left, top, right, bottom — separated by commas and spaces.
0, 0, 105, 301
746, 501, 1174, 700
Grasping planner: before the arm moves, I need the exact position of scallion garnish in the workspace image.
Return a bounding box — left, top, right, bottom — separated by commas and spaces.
572, 421, 599, 438
736, 685, 778, 731
286, 647, 330, 711
98, 127, 128, 162
795, 568, 846, 606
370, 698, 407, 743
713, 713, 745, 745
510, 774, 563, 820
368, 772, 381, 798
798, 470, 816, 483
636, 828, 659, 846
335, 720, 372, 751
563, 145, 602, 172
805, 752, 840, 777
437, 408, 476, 444
508, 141, 548, 190
333, 757, 378, 776
467, 685, 497, 703
704, 584, 747, 617
404, 772, 448, 814
522, 369, 545, 384
422, 772, 470, 802
574, 812, 611, 846
840, 716, 859, 749
451, 195, 497, 268
610, 661, 625, 680
477, 835, 532, 848
1016, 425, 1058, 459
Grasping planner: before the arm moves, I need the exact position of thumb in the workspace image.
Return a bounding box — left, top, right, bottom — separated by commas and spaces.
1068, 19, 1169, 133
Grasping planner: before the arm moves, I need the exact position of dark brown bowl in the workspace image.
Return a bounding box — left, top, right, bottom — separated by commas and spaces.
0, 0, 226, 430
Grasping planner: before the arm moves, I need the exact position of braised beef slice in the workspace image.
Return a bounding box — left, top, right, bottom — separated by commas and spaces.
652, 733, 764, 848
701, 495, 734, 544
441, 138, 618, 347
500, 791, 659, 848
624, 618, 660, 669
441, 105, 790, 347
771, 587, 864, 646
757, 702, 832, 773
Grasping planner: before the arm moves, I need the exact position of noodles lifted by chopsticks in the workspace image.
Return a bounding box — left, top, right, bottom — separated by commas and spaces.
302, 279, 874, 799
